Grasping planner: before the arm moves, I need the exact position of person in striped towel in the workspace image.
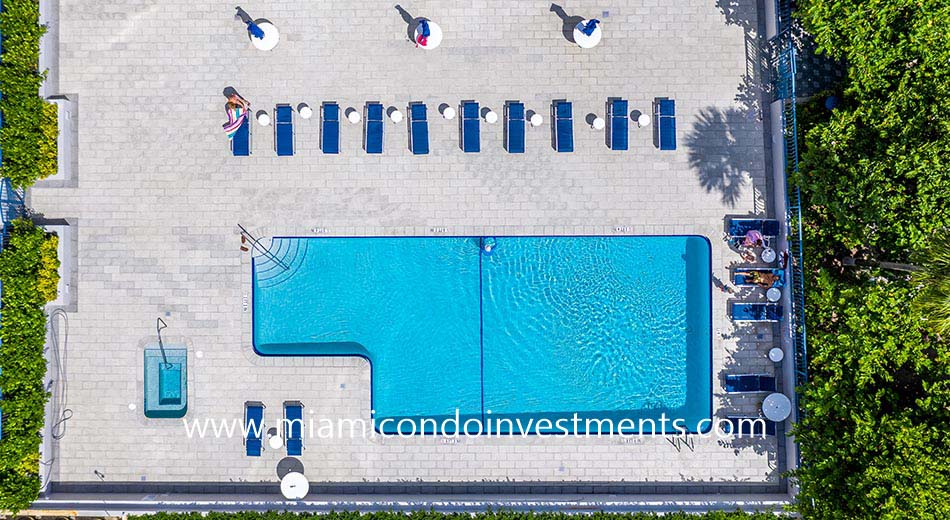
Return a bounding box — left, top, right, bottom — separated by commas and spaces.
223, 92, 250, 139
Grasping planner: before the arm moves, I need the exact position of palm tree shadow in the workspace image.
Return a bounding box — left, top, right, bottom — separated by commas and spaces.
550, 3, 584, 43
685, 107, 760, 207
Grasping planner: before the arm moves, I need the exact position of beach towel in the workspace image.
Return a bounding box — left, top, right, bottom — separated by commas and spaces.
224, 106, 247, 139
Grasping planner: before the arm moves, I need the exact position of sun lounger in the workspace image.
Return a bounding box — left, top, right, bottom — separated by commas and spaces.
274, 104, 295, 156
504, 101, 525, 153
722, 416, 776, 436
724, 374, 776, 393
408, 102, 429, 155
653, 98, 676, 150
732, 268, 785, 287
607, 98, 628, 150
728, 218, 781, 238
284, 400, 304, 456
244, 401, 265, 456
321, 102, 340, 154
460, 101, 480, 153
730, 302, 783, 322
364, 102, 384, 154
231, 117, 251, 156
552, 100, 574, 152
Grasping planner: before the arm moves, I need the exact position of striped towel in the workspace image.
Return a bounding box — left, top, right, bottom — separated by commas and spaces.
223, 107, 247, 139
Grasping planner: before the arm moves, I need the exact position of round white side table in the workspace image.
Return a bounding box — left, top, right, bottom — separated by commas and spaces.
637, 114, 651, 127
484, 110, 498, 124
768, 347, 784, 363
762, 393, 792, 422
249, 22, 280, 51
414, 21, 443, 50
573, 20, 602, 49
592, 117, 605, 130
529, 113, 543, 127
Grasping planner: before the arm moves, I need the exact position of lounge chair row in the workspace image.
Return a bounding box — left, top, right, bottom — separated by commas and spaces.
244, 400, 303, 457
231, 98, 677, 156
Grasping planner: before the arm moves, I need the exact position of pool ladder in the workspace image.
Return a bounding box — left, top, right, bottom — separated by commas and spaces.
238, 223, 289, 271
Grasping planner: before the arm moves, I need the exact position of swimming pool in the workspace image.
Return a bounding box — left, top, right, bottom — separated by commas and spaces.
252, 235, 711, 434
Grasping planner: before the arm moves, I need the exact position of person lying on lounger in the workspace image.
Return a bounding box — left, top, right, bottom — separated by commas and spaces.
737, 270, 781, 288
223, 93, 250, 139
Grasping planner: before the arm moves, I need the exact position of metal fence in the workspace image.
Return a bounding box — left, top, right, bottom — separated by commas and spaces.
0, 177, 26, 251
771, 0, 809, 445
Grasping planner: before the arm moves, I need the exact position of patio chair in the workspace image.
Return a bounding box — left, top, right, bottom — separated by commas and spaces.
722, 415, 776, 436
364, 102, 384, 154
244, 401, 265, 456
231, 117, 251, 157
504, 101, 525, 153
321, 102, 340, 154
653, 97, 676, 150
606, 98, 628, 151
552, 100, 574, 152
728, 218, 781, 238
274, 104, 295, 156
460, 101, 480, 153
284, 400, 304, 456
729, 302, 783, 322
732, 268, 785, 287
408, 102, 429, 155
724, 374, 776, 393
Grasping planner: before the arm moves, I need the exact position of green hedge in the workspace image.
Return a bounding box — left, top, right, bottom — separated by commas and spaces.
0, 219, 59, 513
134, 511, 782, 520
0, 0, 56, 187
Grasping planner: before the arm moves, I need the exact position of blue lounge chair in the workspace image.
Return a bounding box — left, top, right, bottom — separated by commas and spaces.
284, 401, 304, 456
552, 100, 574, 152
730, 302, 783, 322
728, 218, 781, 238
505, 101, 525, 153
408, 102, 429, 155
231, 117, 251, 156
460, 101, 480, 153
244, 401, 265, 456
364, 102, 384, 154
733, 268, 785, 287
724, 374, 776, 393
606, 98, 628, 150
321, 103, 340, 154
722, 416, 776, 436
653, 98, 676, 150
274, 104, 294, 156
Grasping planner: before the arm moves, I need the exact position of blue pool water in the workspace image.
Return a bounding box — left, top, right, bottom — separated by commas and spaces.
253, 236, 711, 433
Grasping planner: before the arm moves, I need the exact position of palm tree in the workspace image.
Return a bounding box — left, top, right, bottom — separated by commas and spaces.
913, 232, 950, 336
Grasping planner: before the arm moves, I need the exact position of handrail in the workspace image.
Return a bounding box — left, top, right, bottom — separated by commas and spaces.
237, 223, 289, 271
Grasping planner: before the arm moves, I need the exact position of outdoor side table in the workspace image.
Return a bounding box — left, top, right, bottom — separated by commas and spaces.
267, 427, 283, 450
637, 114, 651, 127
530, 113, 543, 127
299, 106, 313, 119
250, 22, 280, 51
766, 287, 782, 302
347, 111, 362, 124
573, 20, 602, 49
280, 471, 309, 500
390, 109, 404, 123
592, 117, 605, 130
414, 21, 443, 50
257, 112, 271, 126
768, 347, 785, 363
442, 107, 456, 120
762, 392, 792, 422
761, 247, 777, 263
484, 110, 498, 124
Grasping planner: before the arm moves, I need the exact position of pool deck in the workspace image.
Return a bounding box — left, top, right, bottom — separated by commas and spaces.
30, 0, 788, 503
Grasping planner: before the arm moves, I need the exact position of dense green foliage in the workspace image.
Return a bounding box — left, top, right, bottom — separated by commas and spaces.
135, 511, 782, 520
0, 0, 56, 187
791, 0, 950, 518
0, 220, 59, 513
